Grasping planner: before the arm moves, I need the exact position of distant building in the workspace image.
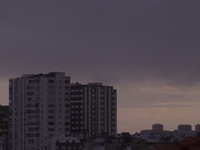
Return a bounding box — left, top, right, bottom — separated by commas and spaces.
178, 124, 192, 131
70, 82, 117, 137
152, 124, 164, 132
9, 72, 71, 150
195, 124, 200, 133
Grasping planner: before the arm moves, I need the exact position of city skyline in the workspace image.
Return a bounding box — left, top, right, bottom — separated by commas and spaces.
9, 72, 117, 150
1, 0, 200, 133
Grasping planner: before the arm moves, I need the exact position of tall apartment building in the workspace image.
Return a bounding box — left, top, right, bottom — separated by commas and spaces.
70, 83, 117, 137
9, 72, 70, 150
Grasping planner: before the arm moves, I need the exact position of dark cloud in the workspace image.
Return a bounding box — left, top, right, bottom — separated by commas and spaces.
1, 0, 200, 83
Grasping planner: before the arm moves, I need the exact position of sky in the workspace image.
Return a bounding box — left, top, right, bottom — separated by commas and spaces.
1, 0, 200, 133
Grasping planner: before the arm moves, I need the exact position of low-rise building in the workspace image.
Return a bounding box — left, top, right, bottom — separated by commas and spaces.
152, 124, 163, 132
51, 135, 83, 150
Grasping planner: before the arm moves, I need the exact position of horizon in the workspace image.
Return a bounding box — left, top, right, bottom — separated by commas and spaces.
1, 71, 200, 133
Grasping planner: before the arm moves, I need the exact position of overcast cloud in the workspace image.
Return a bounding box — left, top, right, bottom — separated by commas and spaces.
1, 0, 200, 132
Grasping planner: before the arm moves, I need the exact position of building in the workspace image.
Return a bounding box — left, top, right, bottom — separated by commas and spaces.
70, 82, 117, 137
178, 124, 192, 132
152, 124, 164, 132
195, 124, 200, 133
9, 72, 70, 150
0, 105, 9, 150
51, 135, 83, 150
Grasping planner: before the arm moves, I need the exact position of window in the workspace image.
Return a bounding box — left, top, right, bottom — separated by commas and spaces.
48, 110, 54, 113
48, 116, 54, 119
65, 80, 70, 83
48, 104, 54, 107
48, 80, 54, 83
48, 128, 54, 131
48, 122, 54, 125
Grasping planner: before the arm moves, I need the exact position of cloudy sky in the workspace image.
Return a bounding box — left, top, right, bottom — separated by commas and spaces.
1, 0, 200, 133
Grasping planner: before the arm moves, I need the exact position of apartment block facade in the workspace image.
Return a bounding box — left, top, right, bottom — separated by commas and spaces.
70, 83, 117, 137
9, 72, 70, 150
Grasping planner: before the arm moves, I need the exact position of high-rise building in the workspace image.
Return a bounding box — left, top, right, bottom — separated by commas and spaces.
9, 72, 70, 150
70, 82, 117, 137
